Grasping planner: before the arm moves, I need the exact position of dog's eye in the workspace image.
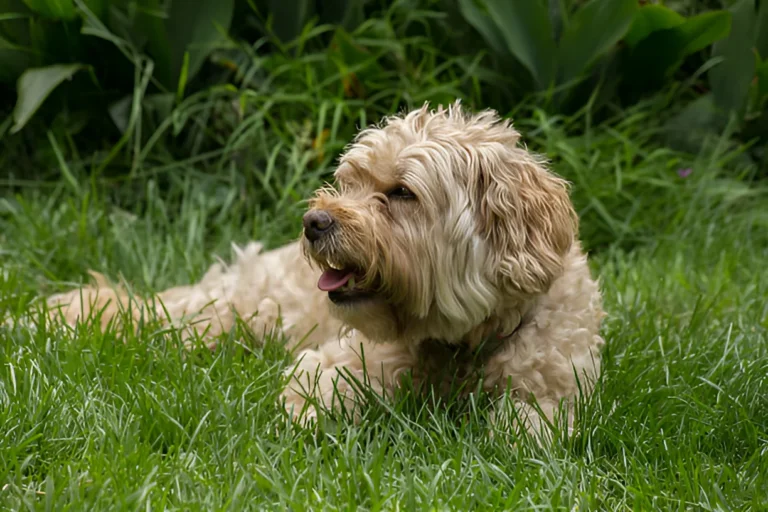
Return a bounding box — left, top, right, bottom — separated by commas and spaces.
387, 186, 416, 200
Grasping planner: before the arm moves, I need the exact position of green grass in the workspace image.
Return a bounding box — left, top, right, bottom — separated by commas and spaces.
2, 88, 768, 509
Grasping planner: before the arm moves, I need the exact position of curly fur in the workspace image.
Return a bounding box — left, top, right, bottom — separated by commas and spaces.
42, 102, 605, 437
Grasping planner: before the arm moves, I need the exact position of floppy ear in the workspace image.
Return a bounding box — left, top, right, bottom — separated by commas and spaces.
473, 144, 578, 296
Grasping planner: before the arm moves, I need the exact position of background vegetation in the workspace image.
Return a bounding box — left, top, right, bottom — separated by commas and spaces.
0, 0, 766, 509
2, 0, 767, 185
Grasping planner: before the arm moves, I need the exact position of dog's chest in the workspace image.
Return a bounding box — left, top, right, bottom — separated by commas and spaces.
415, 337, 506, 394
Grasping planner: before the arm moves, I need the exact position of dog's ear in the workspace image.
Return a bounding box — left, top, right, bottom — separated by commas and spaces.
473, 144, 578, 296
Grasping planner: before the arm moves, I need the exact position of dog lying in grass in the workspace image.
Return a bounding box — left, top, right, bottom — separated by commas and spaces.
45, 102, 605, 437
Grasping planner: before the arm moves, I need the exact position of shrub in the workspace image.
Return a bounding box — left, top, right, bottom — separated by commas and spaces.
0, 0, 766, 178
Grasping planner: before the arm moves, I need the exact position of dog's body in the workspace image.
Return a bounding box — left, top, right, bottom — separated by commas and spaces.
45, 104, 605, 436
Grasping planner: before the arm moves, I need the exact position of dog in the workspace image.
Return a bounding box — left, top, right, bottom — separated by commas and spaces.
43, 103, 605, 437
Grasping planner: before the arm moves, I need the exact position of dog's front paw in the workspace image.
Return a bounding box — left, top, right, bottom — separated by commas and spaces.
280, 347, 359, 427
280, 386, 319, 427
280, 349, 328, 427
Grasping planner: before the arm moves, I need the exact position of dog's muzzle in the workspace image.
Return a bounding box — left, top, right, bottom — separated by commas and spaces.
303, 210, 335, 242
302, 208, 378, 303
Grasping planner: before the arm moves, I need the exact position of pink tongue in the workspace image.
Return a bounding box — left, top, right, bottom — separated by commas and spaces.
318, 268, 354, 291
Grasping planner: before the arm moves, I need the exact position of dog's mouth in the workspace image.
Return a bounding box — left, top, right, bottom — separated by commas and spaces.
317, 264, 377, 304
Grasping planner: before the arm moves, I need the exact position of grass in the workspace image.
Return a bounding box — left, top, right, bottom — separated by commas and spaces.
1, 100, 766, 510
1, 12, 768, 505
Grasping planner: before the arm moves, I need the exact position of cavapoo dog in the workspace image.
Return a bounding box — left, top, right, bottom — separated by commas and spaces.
44, 103, 605, 436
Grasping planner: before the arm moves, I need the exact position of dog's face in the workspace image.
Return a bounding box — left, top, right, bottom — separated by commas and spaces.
302, 103, 577, 343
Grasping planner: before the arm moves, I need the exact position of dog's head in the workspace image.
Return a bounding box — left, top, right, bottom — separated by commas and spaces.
302, 102, 577, 343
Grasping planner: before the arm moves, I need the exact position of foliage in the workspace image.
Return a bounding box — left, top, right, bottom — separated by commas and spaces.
0, 0, 235, 135
708, 1, 768, 129
619, 6, 732, 100
458, 0, 768, 164
458, 0, 641, 107
0, 2, 767, 509
659, 0, 768, 157
0, 99, 766, 509
0, 0, 767, 176
0, 1, 477, 179
460, 0, 738, 108
253, 0, 369, 44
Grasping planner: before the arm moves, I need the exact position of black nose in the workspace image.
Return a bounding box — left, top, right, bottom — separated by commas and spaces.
303, 210, 335, 242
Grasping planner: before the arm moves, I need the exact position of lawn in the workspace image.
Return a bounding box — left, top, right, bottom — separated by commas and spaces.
1, 95, 766, 510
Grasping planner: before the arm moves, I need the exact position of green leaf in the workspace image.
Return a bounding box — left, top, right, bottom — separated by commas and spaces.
79, 0, 107, 21
458, 0, 508, 58
21, 0, 76, 20
0, 2, 38, 82
756, 0, 768, 58
164, 0, 235, 90
317, 0, 361, 31
756, 58, 768, 99
28, 15, 88, 65
11, 63, 86, 133
268, 0, 314, 43
135, 0, 173, 86
108, 94, 132, 134
557, 0, 638, 85
663, 93, 728, 153
336, 0, 366, 32
135, 0, 235, 90
109, 92, 173, 134
0, 35, 36, 83
621, 10, 732, 98
625, 5, 685, 48
484, 0, 556, 89
0, 0, 35, 45
679, 11, 732, 55
709, 0, 757, 113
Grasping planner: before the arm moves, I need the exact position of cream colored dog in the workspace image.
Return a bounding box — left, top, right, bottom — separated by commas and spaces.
44, 103, 605, 436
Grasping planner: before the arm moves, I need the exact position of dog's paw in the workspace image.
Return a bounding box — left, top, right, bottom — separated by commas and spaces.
280, 349, 358, 428
280, 349, 324, 424
247, 297, 282, 339
280, 388, 319, 427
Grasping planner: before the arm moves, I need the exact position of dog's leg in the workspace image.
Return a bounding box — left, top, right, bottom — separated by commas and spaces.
281, 335, 415, 425
489, 394, 574, 446
45, 271, 144, 330
483, 324, 603, 443
41, 242, 299, 347
44, 278, 284, 351
43, 273, 234, 343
